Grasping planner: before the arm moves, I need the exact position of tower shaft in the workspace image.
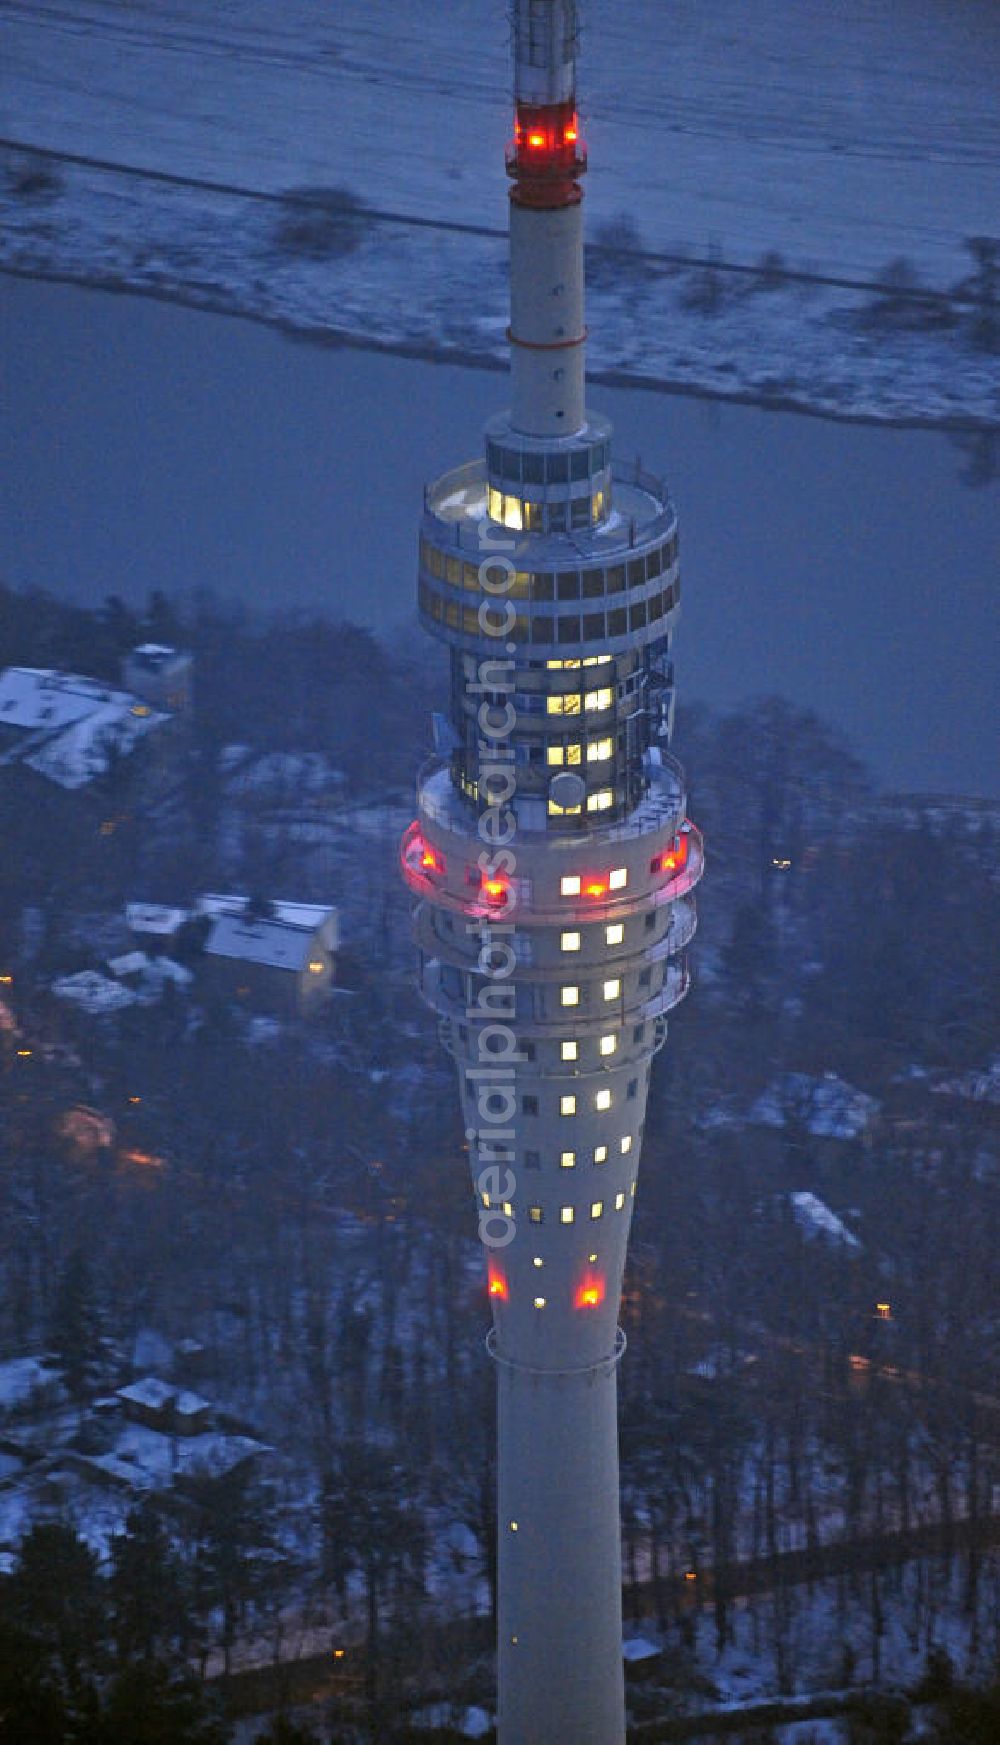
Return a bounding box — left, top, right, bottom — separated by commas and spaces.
402, 4, 702, 1737
497, 1354, 625, 1742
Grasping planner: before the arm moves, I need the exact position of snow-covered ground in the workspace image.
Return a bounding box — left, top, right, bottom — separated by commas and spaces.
1, 0, 999, 427
3, 0, 998, 281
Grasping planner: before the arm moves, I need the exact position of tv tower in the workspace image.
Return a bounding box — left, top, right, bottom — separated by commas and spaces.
401, 4, 703, 1738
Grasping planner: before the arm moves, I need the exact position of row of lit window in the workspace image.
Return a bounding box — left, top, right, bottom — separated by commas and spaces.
548, 788, 615, 817
561, 1030, 619, 1058
558, 1083, 635, 1115
485, 1182, 635, 1223
560, 1135, 634, 1166
513, 1080, 639, 1118
561, 868, 627, 896
487, 486, 608, 534
420, 538, 677, 598
561, 978, 622, 1005
521, 1133, 634, 1169
561, 926, 625, 951
545, 656, 613, 670
418, 585, 678, 643
546, 686, 614, 714
547, 737, 613, 764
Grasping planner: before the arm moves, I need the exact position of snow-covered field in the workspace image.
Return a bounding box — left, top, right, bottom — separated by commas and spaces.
1, 0, 999, 427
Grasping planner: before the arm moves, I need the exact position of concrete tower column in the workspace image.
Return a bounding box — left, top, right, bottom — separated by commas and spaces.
496, 1347, 626, 1744
402, 4, 703, 1740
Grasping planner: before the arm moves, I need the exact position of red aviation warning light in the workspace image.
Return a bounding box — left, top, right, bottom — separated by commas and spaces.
481, 870, 512, 910
652, 826, 692, 879
488, 1264, 509, 1301
508, 98, 586, 207
574, 1271, 605, 1311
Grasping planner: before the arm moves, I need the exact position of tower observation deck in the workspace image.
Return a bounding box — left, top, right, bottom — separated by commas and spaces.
401, 4, 703, 1739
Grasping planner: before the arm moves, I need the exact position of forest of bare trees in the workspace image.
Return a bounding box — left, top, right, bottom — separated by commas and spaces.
0, 582, 997, 1741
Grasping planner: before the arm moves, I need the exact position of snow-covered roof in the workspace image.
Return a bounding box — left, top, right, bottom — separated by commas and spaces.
203, 913, 320, 973
0, 667, 169, 790
125, 903, 188, 936
107, 951, 149, 978
86, 1425, 268, 1490
109, 951, 193, 989
51, 971, 138, 1014
116, 1377, 211, 1418
175, 1389, 212, 1418
788, 1191, 861, 1251
196, 893, 335, 934
749, 1072, 880, 1140
117, 1376, 176, 1412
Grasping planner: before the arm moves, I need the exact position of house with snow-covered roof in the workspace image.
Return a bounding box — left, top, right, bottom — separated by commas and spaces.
125, 892, 338, 1018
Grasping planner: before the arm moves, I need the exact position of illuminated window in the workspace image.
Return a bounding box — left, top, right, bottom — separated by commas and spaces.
560, 931, 581, 953
615, 1191, 626, 1210
621, 1135, 633, 1154
592, 487, 607, 523
488, 486, 503, 522
130, 703, 151, 718
500, 494, 524, 530
603, 978, 621, 1001
547, 744, 565, 766
631, 1180, 637, 1195
561, 875, 581, 896
560, 984, 580, 1007
584, 686, 613, 711
593, 1144, 608, 1164
510, 1520, 519, 1532
481, 1191, 491, 1207
560, 1150, 576, 1169
560, 1094, 577, 1116
561, 1040, 579, 1061
586, 789, 614, 813
533, 1256, 544, 1268
546, 658, 581, 670
591, 1200, 604, 1220
595, 1088, 612, 1111
549, 796, 582, 817
560, 1206, 575, 1224
609, 868, 628, 890
529, 1205, 543, 1224
599, 1033, 617, 1056
587, 737, 613, 762
547, 693, 582, 716
534, 1296, 546, 1308
308, 959, 325, 975
605, 923, 624, 946
502, 1201, 513, 1217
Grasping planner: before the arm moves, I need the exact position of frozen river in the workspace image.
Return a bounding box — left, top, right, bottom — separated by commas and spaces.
1, 273, 997, 798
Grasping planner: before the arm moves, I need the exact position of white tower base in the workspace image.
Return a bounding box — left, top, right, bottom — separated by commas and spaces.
495, 1339, 627, 1745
